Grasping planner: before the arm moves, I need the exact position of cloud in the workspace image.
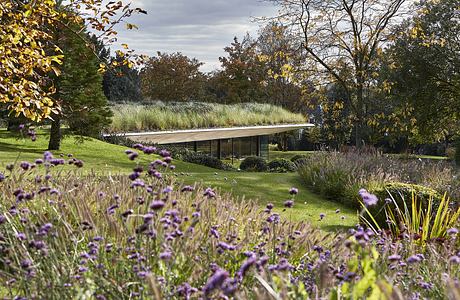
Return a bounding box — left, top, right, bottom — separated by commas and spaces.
111, 0, 277, 72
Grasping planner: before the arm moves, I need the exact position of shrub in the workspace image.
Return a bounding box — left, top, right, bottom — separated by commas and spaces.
240, 156, 268, 172
179, 151, 234, 170
268, 158, 296, 173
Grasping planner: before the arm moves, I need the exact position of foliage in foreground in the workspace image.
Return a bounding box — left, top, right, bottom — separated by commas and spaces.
108, 102, 306, 132
360, 189, 460, 244
0, 149, 459, 299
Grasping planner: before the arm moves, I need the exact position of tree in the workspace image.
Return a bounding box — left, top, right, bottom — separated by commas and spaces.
256, 22, 303, 111
140, 52, 207, 102
47, 18, 111, 150
267, 0, 409, 146
217, 36, 266, 103
103, 53, 143, 103
0, 0, 145, 122
381, 0, 460, 145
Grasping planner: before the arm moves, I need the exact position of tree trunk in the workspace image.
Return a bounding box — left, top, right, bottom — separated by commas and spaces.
48, 115, 61, 150
355, 81, 365, 147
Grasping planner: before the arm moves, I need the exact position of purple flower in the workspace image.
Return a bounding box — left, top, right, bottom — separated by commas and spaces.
237, 255, 257, 279
284, 200, 294, 208
319, 213, 325, 220
20, 161, 31, 171
20, 259, 32, 269
150, 200, 165, 210
407, 255, 422, 264
142, 146, 156, 154
217, 241, 236, 251
203, 269, 229, 296
388, 254, 401, 262
449, 256, 460, 264
176, 282, 198, 299
181, 185, 194, 192
16, 232, 27, 240
447, 228, 458, 235
210, 227, 220, 239
19, 124, 25, 130
266, 203, 274, 210
204, 188, 216, 198
0, 173, 5, 182
163, 186, 173, 193
128, 172, 140, 181
159, 251, 172, 261
359, 189, 378, 206
159, 150, 170, 158
128, 152, 138, 160
289, 187, 298, 195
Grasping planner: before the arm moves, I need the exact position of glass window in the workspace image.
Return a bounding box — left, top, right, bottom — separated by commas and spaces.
220, 139, 233, 159
259, 135, 269, 160
196, 140, 211, 155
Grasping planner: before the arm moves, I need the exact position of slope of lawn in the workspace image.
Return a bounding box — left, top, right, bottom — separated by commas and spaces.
0, 129, 357, 229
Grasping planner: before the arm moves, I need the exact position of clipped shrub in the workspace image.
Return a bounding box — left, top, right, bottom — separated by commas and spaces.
364, 182, 443, 227
240, 156, 268, 172
268, 158, 296, 173
179, 151, 234, 170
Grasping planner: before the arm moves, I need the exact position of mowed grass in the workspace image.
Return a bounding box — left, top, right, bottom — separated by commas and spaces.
269, 150, 316, 160
0, 129, 357, 229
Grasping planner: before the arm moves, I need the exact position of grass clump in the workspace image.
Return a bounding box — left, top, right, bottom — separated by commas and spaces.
297, 150, 460, 208
108, 101, 307, 132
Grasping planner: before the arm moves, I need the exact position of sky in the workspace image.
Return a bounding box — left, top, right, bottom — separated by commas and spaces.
112, 0, 278, 72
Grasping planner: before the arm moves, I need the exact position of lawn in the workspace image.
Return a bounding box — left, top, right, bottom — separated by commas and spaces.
0, 129, 357, 229
269, 150, 316, 160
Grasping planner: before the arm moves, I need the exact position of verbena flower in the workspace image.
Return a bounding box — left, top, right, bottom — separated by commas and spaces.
289, 187, 298, 195
150, 201, 165, 210
388, 254, 401, 262
204, 188, 216, 198
407, 255, 422, 263
203, 269, 229, 297
284, 200, 294, 208
359, 189, 378, 206
447, 228, 458, 235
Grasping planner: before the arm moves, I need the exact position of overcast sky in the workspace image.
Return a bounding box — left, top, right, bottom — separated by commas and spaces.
112, 0, 278, 72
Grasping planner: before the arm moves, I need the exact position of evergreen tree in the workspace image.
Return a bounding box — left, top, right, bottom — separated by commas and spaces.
48, 20, 111, 150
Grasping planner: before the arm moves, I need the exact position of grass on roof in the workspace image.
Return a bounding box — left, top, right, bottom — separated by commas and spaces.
0, 129, 356, 230
108, 101, 307, 133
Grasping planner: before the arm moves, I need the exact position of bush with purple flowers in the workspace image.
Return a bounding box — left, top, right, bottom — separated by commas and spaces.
0, 148, 458, 299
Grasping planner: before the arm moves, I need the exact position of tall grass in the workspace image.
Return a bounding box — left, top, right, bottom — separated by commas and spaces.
108, 101, 307, 132
0, 149, 459, 298
297, 150, 460, 208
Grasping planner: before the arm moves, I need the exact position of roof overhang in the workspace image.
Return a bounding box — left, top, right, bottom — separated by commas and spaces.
104, 123, 314, 144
